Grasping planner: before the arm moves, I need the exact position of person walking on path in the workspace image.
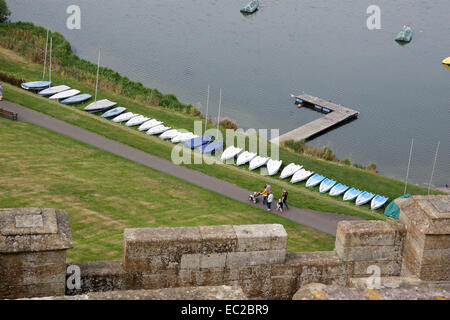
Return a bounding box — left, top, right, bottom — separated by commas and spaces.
276, 198, 283, 213
282, 189, 289, 210
262, 184, 269, 205
267, 192, 274, 211
0, 84, 3, 101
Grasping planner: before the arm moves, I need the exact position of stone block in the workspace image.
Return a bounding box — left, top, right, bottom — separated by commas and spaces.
270, 276, 297, 299
225, 250, 286, 268
352, 260, 402, 277
199, 225, 237, 253
200, 253, 227, 269
180, 253, 201, 270
233, 224, 287, 252
123, 226, 202, 271
141, 270, 179, 290
335, 238, 399, 262
336, 220, 397, 247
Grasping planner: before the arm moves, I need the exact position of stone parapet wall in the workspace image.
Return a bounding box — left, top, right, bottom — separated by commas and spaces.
66, 251, 350, 299
3, 196, 449, 300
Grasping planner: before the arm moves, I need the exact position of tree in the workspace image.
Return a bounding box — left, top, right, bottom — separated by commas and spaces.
0, 0, 11, 24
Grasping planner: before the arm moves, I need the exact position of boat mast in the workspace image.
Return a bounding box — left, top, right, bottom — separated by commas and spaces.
94, 48, 101, 104
48, 37, 52, 87
427, 141, 440, 195
42, 30, 49, 81
404, 138, 414, 195
204, 85, 210, 133
217, 88, 222, 138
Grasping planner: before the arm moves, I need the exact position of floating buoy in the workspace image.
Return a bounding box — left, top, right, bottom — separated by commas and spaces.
297, 104, 302, 109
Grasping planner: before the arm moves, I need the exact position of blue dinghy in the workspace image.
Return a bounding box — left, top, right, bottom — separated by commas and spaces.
101, 107, 127, 118
319, 178, 336, 193
343, 188, 363, 201
371, 195, 389, 210
21, 81, 52, 90
60, 94, 92, 105
329, 183, 349, 196
197, 140, 224, 154
356, 191, 375, 206
185, 135, 214, 149
305, 174, 326, 188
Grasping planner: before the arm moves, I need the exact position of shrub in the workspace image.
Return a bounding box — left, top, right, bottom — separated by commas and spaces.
341, 158, 352, 166
282, 139, 305, 154
0, 71, 25, 87
219, 117, 238, 130
367, 162, 377, 173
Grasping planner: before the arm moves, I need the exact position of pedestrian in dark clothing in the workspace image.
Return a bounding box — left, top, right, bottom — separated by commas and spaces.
282, 189, 288, 210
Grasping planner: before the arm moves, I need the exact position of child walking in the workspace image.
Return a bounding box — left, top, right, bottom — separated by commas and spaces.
276, 198, 283, 213
267, 192, 274, 211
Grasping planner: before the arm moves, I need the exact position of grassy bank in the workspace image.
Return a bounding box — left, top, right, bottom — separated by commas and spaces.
0, 118, 336, 261
0, 22, 441, 221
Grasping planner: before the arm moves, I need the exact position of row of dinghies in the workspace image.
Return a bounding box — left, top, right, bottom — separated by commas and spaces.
101, 108, 226, 153
221, 148, 389, 211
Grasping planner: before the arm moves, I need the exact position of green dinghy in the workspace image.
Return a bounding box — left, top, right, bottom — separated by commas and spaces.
240, 0, 259, 14
395, 26, 413, 43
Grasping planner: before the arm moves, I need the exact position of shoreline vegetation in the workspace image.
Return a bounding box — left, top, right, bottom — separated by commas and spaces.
0, 22, 443, 222
282, 139, 378, 173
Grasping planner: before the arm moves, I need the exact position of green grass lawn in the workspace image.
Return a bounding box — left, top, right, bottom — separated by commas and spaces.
0, 118, 336, 261
0, 45, 442, 222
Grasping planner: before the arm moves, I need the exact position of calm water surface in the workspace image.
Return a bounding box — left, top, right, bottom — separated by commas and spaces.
8, 0, 450, 187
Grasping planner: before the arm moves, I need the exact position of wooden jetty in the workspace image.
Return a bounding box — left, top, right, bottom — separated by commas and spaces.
271, 93, 359, 144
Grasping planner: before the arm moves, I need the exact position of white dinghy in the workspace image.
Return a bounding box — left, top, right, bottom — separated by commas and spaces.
172, 132, 198, 143
280, 163, 302, 179
39, 85, 71, 96
236, 151, 257, 166
249, 156, 270, 171
266, 159, 283, 176
220, 146, 243, 161
112, 112, 137, 123
138, 119, 163, 131
125, 115, 149, 127
160, 129, 181, 140
48, 89, 80, 100
147, 125, 171, 135
84, 99, 117, 113
290, 169, 314, 184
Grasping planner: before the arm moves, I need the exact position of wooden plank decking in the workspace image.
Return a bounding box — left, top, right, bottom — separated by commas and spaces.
271, 93, 359, 144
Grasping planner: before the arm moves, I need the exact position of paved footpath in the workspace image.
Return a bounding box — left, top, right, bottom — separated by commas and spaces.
1, 100, 361, 235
